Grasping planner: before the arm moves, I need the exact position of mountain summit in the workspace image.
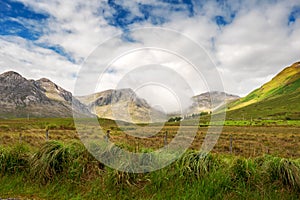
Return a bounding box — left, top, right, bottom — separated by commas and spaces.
77, 88, 166, 123
0, 71, 91, 118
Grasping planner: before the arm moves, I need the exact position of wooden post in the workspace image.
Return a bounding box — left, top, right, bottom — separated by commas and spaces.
46, 130, 49, 141
164, 131, 168, 146
19, 132, 22, 143
105, 130, 110, 142
229, 134, 233, 153
248, 143, 251, 157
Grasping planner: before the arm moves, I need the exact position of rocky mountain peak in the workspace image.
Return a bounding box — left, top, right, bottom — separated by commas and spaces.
0, 71, 92, 118
0, 71, 26, 82
0, 71, 22, 77
37, 77, 53, 83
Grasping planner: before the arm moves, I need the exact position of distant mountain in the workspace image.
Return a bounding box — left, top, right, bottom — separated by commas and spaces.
188, 91, 240, 114
0, 71, 92, 118
77, 88, 166, 123
225, 61, 300, 120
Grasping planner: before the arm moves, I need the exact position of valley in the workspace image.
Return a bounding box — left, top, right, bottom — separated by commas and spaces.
0, 62, 300, 199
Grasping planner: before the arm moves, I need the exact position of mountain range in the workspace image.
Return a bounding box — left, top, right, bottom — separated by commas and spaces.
0, 61, 299, 121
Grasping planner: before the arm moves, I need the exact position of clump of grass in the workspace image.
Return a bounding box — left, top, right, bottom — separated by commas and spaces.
30, 140, 73, 183
67, 141, 104, 182
230, 157, 257, 184
0, 143, 30, 174
177, 151, 221, 180
263, 155, 300, 190
30, 140, 104, 184
105, 167, 141, 188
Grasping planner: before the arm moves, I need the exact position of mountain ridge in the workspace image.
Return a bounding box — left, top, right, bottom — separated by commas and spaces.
77, 88, 166, 123
0, 71, 92, 118
228, 61, 300, 111
224, 61, 300, 120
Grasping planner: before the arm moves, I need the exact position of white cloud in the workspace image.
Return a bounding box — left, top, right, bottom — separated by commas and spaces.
0, 36, 79, 92
215, 1, 300, 95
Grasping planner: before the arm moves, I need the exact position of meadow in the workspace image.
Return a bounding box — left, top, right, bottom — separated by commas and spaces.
0, 118, 300, 199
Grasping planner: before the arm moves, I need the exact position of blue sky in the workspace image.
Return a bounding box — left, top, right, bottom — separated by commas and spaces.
0, 0, 300, 100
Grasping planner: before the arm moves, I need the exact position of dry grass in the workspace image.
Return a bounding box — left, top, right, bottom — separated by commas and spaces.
0, 119, 300, 158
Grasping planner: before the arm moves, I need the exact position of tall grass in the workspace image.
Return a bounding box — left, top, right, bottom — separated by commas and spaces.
176, 151, 221, 180
29, 140, 104, 184
0, 143, 30, 174
261, 155, 300, 190
230, 157, 257, 184
1, 141, 300, 199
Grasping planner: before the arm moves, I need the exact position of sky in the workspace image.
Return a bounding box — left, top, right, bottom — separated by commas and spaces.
1, 0, 300, 112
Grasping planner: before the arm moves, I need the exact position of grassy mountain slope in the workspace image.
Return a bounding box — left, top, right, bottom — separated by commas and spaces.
225, 62, 300, 120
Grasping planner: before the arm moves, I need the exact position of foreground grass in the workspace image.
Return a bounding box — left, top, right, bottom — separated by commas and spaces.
1, 172, 298, 200
1, 141, 300, 199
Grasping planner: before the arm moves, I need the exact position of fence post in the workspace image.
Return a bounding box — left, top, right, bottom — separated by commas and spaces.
229, 134, 233, 153
46, 130, 49, 141
105, 130, 110, 142
19, 132, 22, 143
164, 131, 168, 146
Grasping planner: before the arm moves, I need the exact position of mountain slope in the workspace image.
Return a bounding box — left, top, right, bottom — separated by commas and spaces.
225, 62, 300, 120
77, 89, 166, 123
0, 71, 92, 118
188, 91, 239, 114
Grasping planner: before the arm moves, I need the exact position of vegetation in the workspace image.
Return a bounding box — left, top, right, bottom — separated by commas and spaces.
1, 141, 300, 199
1, 118, 300, 158
0, 118, 300, 199
167, 116, 182, 122
223, 62, 300, 120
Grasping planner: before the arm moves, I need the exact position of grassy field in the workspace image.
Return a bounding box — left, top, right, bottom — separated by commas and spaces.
1, 118, 300, 157
1, 118, 300, 199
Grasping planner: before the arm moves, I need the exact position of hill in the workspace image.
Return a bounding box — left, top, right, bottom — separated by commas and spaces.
0, 71, 92, 118
225, 62, 300, 120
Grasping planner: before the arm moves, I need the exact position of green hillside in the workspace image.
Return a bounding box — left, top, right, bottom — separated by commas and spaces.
225, 62, 300, 120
